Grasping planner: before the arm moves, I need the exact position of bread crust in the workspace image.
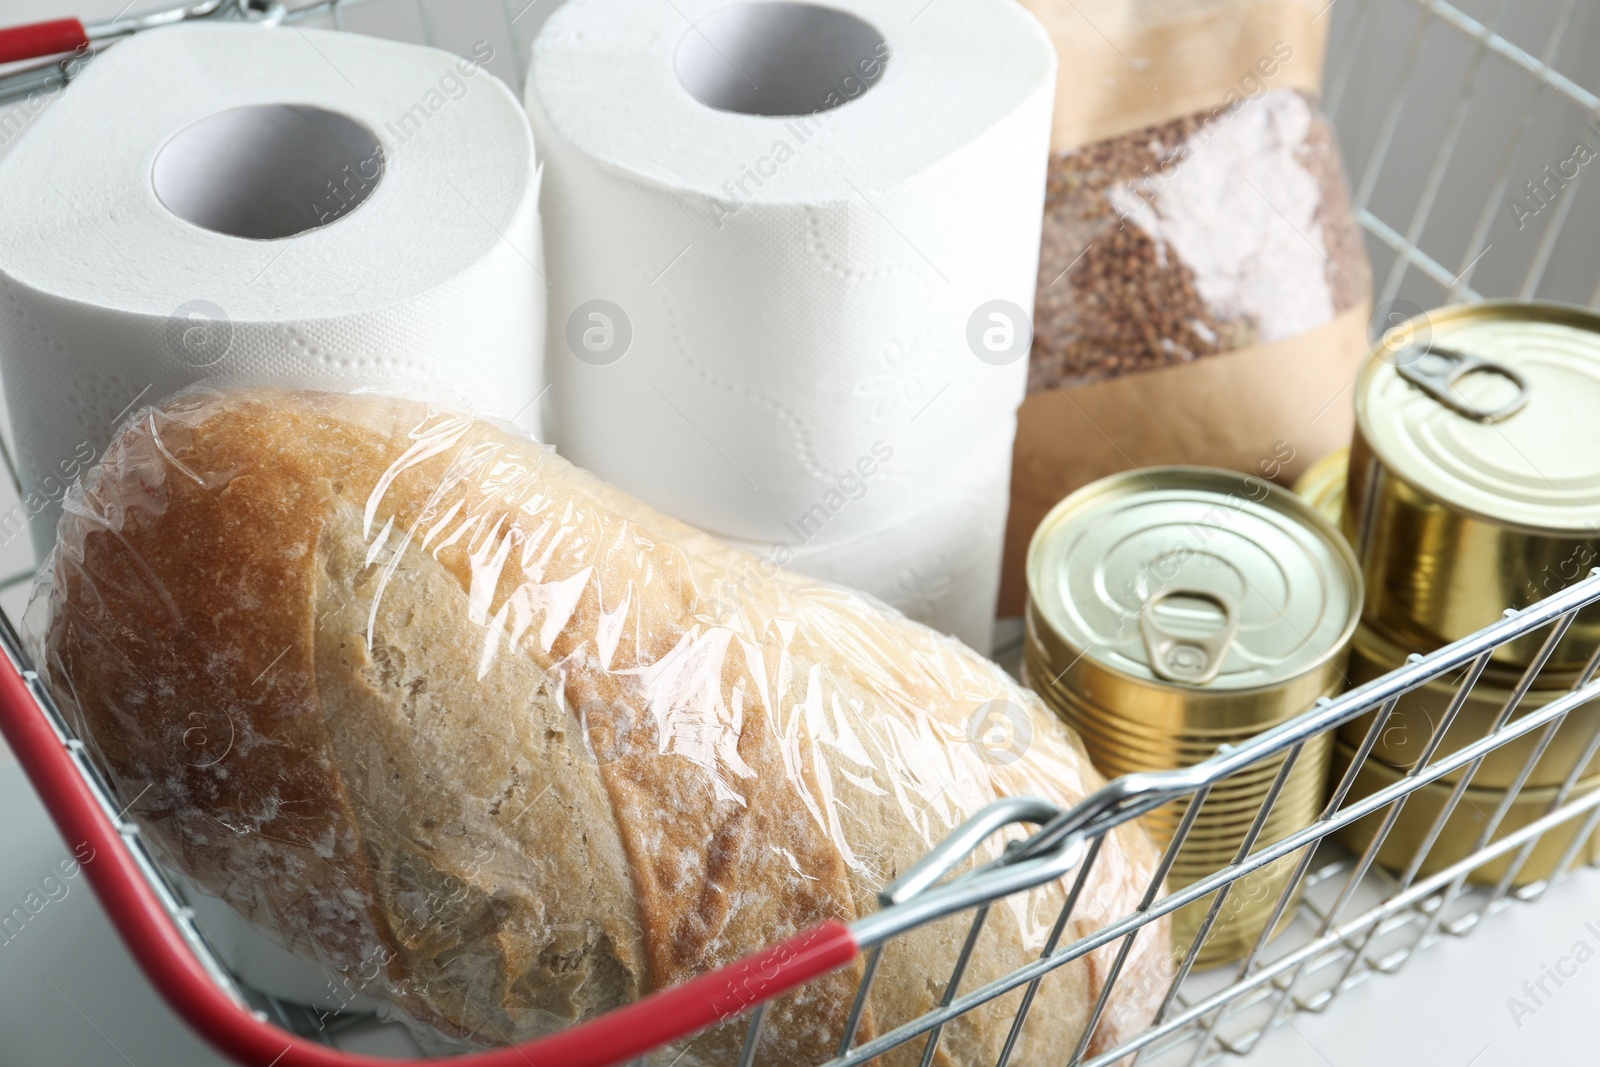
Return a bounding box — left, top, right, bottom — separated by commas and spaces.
42, 389, 1167, 1063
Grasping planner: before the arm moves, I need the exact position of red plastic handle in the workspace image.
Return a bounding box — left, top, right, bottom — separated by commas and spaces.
0, 17, 88, 64
0, 654, 860, 1065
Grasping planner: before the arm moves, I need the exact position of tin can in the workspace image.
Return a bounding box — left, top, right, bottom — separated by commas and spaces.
1293, 447, 1348, 527
1337, 623, 1600, 789
1025, 467, 1362, 965
1330, 742, 1600, 886
1347, 301, 1600, 672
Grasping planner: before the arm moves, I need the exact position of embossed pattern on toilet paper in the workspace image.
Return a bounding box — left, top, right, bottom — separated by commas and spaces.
726, 421, 1016, 651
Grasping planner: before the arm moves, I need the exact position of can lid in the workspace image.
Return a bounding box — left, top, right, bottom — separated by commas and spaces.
1027, 467, 1361, 691
1359, 302, 1600, 533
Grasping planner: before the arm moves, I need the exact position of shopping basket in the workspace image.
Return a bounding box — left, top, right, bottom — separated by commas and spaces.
3, 0, 1600, 1063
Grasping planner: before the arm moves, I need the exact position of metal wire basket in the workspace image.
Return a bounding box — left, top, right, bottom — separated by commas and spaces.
3, 0, 1600, 1064
6, 495, 1600, 1067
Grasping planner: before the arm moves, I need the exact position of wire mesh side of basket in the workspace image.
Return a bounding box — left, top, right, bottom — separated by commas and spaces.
784, 570, 1600, 1067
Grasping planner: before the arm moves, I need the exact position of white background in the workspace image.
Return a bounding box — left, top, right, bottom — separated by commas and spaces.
3, 0, 1600, 1064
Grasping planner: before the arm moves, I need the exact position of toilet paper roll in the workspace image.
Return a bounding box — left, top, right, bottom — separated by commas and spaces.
0, 22, 545, 560
726, 421, 1015, 652
525, 0, 1054, 543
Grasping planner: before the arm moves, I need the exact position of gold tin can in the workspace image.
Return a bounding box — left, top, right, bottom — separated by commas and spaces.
1330, 742, 1600, 886
1347, 301, 1600, 673
1025, 467, 1362, 966
1293, 447, 1348, 527
1337, 623, 1600, 790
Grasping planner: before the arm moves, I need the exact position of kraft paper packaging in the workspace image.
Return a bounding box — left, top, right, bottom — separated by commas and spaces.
524, 0, 1057, 647
0, 22, 546, 560
1002, 0, 1372, 612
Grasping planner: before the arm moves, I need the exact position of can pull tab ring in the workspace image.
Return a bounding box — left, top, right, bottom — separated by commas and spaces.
1139, 587, 1240, 686
1397, 346, 1530, 423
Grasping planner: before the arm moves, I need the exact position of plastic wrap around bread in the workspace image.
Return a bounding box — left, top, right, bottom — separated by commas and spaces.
31, 388, 1167, 1064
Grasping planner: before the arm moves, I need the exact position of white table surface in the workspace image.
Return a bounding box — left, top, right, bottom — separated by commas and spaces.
3, 0, 1599, 1063
4, 745, 1598, 1065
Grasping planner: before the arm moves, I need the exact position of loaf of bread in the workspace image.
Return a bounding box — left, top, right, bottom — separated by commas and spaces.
36, 388, 1167, 1064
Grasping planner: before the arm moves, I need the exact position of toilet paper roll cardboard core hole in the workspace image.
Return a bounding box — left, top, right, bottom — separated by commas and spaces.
153, 104, 384, 240
675, 2, 887, 117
